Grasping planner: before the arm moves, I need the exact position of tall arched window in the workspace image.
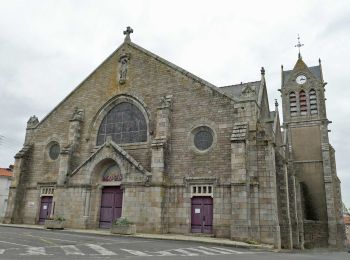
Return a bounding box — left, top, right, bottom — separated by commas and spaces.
309, 89, 318, 115
299, 90, 308, 116
289, 92, 297, 117
96, 102, 147, 145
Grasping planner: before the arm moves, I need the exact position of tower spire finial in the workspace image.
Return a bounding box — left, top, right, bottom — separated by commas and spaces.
123, 26, 134, 42
295, 34, 304, 59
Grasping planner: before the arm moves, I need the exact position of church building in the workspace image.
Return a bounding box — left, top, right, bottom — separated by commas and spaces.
4, 28, 346, 249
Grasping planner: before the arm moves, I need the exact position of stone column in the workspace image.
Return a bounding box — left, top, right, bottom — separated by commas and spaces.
3, 145, 32, 224
57, 146, 71, 185
151, 95, 172, 184
57, 108, 84, 185
256, 133, 281, 248
320, 124, 338, 247
287, 170, 302, 248
230, 122, 251, 241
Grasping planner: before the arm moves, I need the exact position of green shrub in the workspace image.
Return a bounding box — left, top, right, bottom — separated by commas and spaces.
114, 218, 132, 226
54, 216, 66, 222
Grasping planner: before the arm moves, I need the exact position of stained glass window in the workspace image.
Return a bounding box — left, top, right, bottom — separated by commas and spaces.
97, 102, 147, 145
194, 127, 213, 151
49, 143, 60, 160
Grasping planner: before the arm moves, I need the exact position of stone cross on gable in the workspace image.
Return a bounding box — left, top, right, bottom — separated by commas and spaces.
123, 26, 133, 42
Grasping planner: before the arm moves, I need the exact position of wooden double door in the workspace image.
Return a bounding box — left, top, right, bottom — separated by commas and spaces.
191, 196, 213, 233
99, 186, 123, 228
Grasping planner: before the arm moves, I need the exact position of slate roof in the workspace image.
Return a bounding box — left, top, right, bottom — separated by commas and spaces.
0, 168, 13, 178
219, 81, 261, 99
283, 65, 322, 85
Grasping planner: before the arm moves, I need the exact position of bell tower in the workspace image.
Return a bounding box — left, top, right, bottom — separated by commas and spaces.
280, 37, 345, 248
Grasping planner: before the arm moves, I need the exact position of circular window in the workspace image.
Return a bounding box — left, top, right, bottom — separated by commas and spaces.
49, 143, 60, 160
193, 126, 214, 151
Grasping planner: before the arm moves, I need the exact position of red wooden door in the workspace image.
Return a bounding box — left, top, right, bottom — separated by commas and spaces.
191, 197, 213, 233
39, 196, 53, 224
99, 186, 123, 228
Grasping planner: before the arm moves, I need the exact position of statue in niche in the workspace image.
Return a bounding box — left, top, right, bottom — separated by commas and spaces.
118, 53, 130, 84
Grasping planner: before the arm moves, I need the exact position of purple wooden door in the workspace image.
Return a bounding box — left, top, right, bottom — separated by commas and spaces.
38, 196, 53, 224
99, 186, 123, 228
191, 197, 213, 233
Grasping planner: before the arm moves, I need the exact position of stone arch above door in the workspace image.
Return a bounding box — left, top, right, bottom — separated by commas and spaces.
67, 139, 152, 186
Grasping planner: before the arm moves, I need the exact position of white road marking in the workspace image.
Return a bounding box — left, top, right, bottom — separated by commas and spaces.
120, 248, 153, 256
211, 246, 247, 254
61, 245, 85, 255
85, 243, 116, 255
0, 240, 32, 247
29, 236, 77, 243
0, 249, 5, 254
153, 250, 177, 256
197, 246, 232, 254
20, 247, 51, 256
172, 249, 199, 256
185, 247, 218, 255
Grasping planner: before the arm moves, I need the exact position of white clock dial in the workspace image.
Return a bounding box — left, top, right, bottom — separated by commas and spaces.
296, 75, 307, 84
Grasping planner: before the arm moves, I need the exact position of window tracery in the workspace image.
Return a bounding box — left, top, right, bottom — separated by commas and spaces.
96, 102, 147, 145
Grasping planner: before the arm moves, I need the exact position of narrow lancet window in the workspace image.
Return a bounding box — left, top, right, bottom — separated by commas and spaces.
309, 89, 318, 115
289, 92, 297, 117
299, 90, 308, 116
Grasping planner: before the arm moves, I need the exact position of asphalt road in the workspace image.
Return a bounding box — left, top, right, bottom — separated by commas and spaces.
0, 226, 348, 260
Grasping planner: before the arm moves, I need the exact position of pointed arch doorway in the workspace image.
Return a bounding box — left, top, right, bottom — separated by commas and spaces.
98, 163, 124, 228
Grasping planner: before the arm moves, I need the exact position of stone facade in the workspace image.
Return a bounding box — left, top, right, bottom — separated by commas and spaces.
3, 29, 346, 249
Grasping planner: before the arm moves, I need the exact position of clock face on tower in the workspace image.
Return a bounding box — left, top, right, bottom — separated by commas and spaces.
296, 75, 307, 84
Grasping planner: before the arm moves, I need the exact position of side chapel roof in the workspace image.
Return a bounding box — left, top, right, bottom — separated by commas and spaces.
219, 81, 261, 100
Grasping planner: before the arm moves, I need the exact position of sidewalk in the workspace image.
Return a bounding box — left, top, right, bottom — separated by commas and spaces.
0, 223, 275, 251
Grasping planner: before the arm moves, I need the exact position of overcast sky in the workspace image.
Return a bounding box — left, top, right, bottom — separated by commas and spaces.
0, 0, 349, 206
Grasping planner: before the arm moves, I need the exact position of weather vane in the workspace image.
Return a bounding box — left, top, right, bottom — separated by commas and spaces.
295, 34, 304, 59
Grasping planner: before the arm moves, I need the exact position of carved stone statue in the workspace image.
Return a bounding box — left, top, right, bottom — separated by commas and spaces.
118, 53, 130, 84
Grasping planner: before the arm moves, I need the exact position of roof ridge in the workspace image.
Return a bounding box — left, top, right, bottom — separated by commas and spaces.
220, 80, 261, 88
128, 42, 237, 102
